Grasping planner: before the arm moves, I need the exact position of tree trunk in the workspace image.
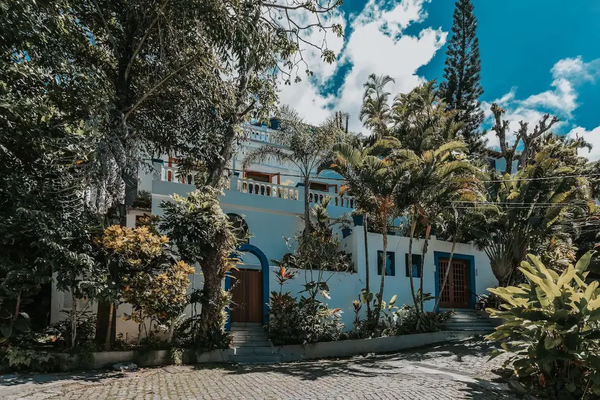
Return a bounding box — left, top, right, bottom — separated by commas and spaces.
303, 176, 311, 240
13, 291, 21, 320
433, 239, 457, 312
373, 207, 388, 324
419, 225, 431, 312
407, 213, 419, 313
362, 213, 371, 321
199, 261, 225, 338
104, 301, 115, 351
71, 292, 77, 349
168, 320, 175, 343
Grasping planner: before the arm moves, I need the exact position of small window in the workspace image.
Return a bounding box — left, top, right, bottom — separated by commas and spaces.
309, 182, 328, 192
377, 251, 395, 276
405, 254, 422, 278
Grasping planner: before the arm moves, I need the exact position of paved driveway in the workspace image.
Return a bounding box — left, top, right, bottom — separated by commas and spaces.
1, 338, 515, 399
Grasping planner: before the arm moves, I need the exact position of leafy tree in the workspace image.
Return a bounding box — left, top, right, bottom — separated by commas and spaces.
360, 74, 395, 139
122, 260, 194, 342
243, 106, 345, 238
159, 188, 241, 343
470, 135, 594, 285
0, 0, 106, 342
440, 0, 486, 154
95, 225, 183, 349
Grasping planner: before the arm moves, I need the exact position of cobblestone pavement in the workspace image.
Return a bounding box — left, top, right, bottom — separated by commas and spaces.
1, 338, 515, 400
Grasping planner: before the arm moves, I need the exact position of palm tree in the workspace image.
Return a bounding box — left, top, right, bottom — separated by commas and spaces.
470, 135, 593, 285
395, 140, 481, 313
243, 106, 344, 239
324, 137, 400, 325
392, 80, 462, 154
360, 74, 395, 139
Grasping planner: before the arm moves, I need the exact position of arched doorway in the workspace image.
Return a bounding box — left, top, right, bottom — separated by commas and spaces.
225, 242, 270, 328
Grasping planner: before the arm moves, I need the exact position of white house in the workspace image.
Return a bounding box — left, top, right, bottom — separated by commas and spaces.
51, 122, 498, 338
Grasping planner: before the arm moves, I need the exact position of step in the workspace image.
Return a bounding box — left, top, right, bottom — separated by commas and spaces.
446, 325, 494, 331
230, 323, 263, 330
232, 341, 272, 348
230, 331, 269, 338
446, 323, 494, 329
446, 327, 494, 333
446, 319, 491, 324
230, 354, 281, 364
229, 346, 275, 356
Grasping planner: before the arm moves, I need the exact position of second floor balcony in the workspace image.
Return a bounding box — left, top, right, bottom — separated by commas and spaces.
151, 164, 356, 215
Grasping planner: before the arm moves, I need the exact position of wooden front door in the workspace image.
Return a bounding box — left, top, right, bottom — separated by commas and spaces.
230, 269, 263, 323
438, 259, 469, 308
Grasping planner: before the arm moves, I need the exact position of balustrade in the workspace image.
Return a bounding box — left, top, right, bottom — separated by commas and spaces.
309, 190, 355, 209
236, 178, 299, 201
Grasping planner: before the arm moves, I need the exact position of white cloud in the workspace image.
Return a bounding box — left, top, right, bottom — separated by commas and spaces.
568, 125, 600, 161
521, 78, 577, 117
519, 56, 600, 118
482, 56, 600, 151
277, 0, 446, 132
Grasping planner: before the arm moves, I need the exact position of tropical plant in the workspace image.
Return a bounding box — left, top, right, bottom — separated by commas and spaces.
360, 74, 395, 139
268, 266, 344, 346
243, 106, 345, 238
470, 135, 594, 285
487, 252, 600, 398
394, 140, 481, 313
325, 137, 401, 324
392, 80, 463, 153
279, 197, 353, 277
397, 305, 452, 334
160, 188, 241, 345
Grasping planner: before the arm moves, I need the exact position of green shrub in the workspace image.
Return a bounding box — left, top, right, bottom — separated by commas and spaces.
47, 311, 97, 350
268, 266, 344, 346
397, 307, 452, 334
487, 252, 600, 398
2, 347, 59, 372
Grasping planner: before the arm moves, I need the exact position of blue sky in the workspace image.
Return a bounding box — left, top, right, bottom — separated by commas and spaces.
279, 0, 600, 160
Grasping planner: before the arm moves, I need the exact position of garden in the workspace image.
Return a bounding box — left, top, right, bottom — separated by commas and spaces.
3, 1, 600, 398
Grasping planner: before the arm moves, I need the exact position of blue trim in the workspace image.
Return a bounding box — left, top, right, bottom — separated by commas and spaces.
434, 252, 476, 312
225, 244, 270, 330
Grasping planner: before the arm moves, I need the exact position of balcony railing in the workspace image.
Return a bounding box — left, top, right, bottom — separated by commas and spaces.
156, 165, 355, 209
161, 165, 194, 185
309, 190, 355, 209
236, 178, 299, 201
241, 125, 285, 146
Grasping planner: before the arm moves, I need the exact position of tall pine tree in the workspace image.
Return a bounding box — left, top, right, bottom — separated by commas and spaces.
441, 0, 486, 155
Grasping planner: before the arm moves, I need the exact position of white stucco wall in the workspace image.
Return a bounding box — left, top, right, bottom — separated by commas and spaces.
269, 225, 498, 331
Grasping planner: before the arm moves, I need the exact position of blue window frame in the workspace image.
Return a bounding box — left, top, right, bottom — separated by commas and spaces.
377, 251, 395, 276
405, 254, 422, 278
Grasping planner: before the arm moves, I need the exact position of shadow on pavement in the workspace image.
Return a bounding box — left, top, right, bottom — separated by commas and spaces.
0, 370, 124, 387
